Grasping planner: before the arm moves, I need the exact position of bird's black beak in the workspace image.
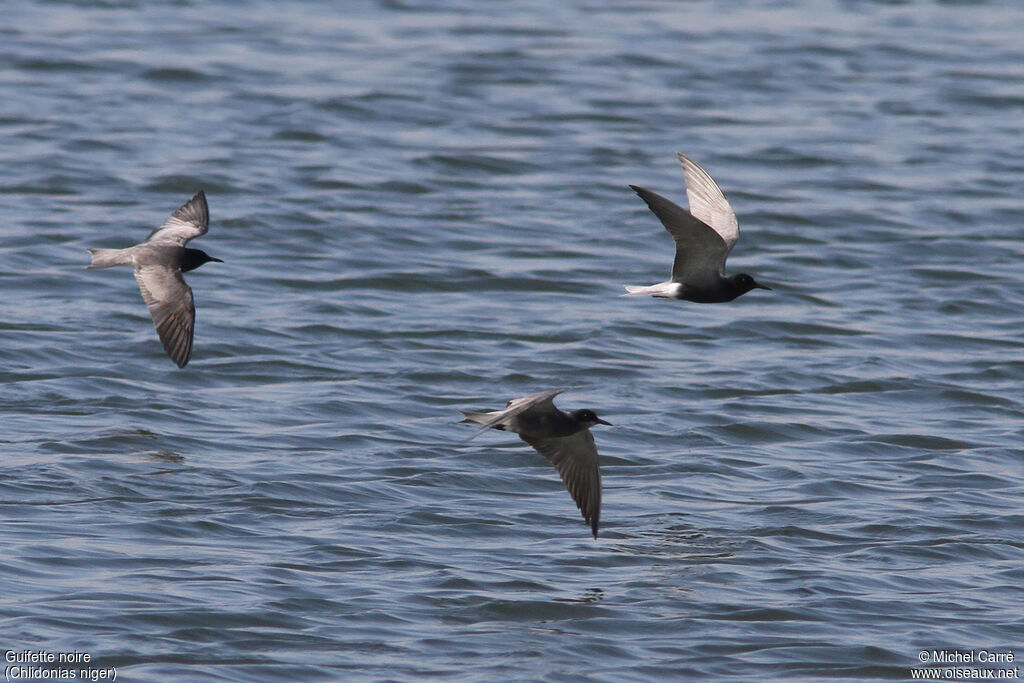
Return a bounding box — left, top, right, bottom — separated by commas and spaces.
755, 282, 771, 290
597, 418, 612, 426
211, 257, 224, 263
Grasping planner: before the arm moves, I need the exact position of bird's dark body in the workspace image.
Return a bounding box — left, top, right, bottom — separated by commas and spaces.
510, 408, 584, 440
677, 274, 764, 303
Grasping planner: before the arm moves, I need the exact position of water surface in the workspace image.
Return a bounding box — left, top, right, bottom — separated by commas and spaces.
1, 1, 1023, 680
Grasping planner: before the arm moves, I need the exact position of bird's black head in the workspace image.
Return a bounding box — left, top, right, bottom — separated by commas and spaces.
181, 248, 224, 273
571, 409, 612, 428
728, 273, 771, 299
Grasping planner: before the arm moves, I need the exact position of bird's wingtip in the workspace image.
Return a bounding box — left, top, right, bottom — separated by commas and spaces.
628, 185, 658, 202
677, 151, 699, 168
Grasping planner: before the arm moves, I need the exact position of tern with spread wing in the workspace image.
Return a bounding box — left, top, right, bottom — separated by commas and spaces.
86, 191, 222, 368
624, 153, 770, 303
460, 389, 611, 538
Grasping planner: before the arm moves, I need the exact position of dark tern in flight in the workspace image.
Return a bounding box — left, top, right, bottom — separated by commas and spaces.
624, 153, 770, 303
86, 191, 222, 368
461, 389, 611, 538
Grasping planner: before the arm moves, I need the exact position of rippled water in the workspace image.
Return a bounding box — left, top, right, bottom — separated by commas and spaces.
2, 1, 1023, 681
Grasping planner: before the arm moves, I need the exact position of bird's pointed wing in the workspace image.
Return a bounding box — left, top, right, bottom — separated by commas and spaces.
463, 389, 565, 441
520, 429, 601, 538
678, 153, 739, 250
145, 191, 209, 246
630, 185, 730, 286
134, 264, 195, 368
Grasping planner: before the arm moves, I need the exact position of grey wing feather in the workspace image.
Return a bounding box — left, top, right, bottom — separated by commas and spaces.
463, 388, 565, 441
521, 430, 602, 538
630, 185, 730, 286
134, 264, 195, 368
677, 153, 739, 249
145, 191, 209, 246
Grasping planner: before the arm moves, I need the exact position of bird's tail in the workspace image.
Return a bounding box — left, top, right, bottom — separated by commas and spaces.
459, 410, 507, 443
85, 248, 133, 270
622, 282, 680, 298
459, 410, 494, 426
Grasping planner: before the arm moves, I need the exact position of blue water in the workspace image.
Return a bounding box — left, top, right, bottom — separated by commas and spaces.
2, 1, 1023, 681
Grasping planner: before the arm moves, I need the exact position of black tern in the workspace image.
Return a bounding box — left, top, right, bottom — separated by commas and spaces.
86, 191, 221, 368
460, 389, 611, 539
624, 153, 770, 303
